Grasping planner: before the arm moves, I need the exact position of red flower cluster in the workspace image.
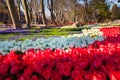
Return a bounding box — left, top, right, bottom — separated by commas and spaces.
0, 27, 120, 80
100, 27, 120, 43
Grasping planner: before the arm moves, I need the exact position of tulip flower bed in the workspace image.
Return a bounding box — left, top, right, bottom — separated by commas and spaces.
0, 27, 120, 80
0, 28, 104, 55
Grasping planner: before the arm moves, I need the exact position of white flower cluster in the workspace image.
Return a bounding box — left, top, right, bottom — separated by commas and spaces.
0, 28, 104, 55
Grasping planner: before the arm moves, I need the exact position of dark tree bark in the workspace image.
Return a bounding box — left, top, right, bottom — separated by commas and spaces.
21, 0, 30, 28
83, 0, 88, 23
41, 0, 47, 25
47, 0, 56, 24
6, 0, 22, 29
16, 0, 21, 21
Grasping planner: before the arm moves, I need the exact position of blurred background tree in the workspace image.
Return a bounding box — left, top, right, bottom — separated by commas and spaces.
111, 4, 119, 20
6, 0, 22, 29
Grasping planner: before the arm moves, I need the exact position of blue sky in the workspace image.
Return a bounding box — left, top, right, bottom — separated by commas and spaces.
108, 0, 120, 8
109, 0, 120, 5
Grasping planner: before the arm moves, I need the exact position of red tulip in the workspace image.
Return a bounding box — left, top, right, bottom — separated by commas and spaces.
109, 71, 120, 80
31, 75, 39, 80
10, 66, 19, 75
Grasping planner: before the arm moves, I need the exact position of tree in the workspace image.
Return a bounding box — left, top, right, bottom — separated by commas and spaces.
89, 0, 110, 22
6, 0, 22, 29
83, 0, 88, 23
55, 0, 65, 24
40, 0, 47, 25
21, 0, 30, 28
47, 0, 56, 24
0, 0, 9, 21
16, 0, 21, 21
28, 0, 41, 24
0, 0, 8, 15
111, 4, 119, 20
68, 0, 78, 22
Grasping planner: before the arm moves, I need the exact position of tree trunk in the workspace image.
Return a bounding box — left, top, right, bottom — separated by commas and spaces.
21, 0, 30, 28
6, 0, 22, 29
16, 0, 21, 21
41, 0, 47, 25
47, 0, 56, 24
1, 0, 11, 22
73, 3, 77, 23
29, 9, 32, 23
34, 13, 37, 24
59, 9, 65, 24
83, 0, 88, 24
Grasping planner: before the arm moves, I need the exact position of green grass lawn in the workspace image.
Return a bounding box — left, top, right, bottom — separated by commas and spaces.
0, 27, 90, 41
